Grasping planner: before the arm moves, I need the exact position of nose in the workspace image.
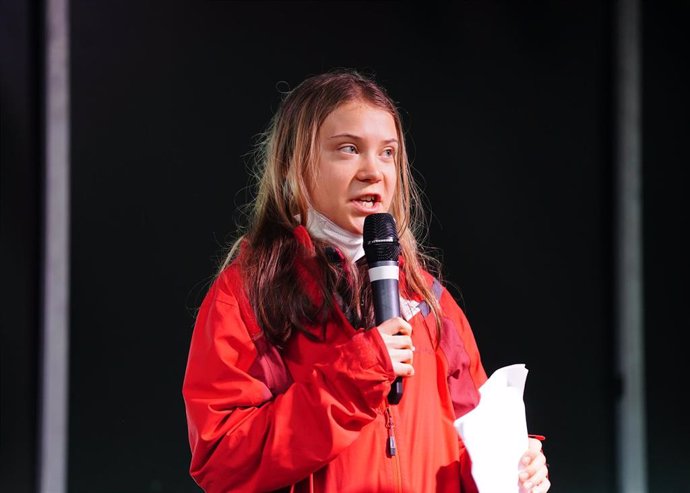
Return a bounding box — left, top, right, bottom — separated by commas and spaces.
356, 153, 383, 182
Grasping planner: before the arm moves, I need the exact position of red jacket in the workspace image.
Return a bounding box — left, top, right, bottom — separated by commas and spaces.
182, 226, 487, 492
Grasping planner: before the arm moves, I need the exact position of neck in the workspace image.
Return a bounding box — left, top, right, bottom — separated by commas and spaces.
305, 208, 365, 263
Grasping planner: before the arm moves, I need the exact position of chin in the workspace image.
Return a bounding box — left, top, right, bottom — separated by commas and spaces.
347, 219, 365, 235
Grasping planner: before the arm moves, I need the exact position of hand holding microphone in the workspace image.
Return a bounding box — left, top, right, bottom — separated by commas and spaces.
363, 213, 413, 405
376, 317, 415, 378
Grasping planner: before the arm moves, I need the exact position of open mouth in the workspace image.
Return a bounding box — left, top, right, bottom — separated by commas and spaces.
354, 194, 381, 209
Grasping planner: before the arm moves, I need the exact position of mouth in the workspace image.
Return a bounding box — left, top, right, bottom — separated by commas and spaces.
352, 194, 381, 210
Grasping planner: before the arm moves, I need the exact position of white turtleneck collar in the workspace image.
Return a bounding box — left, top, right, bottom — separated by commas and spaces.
303, 208, 421, 321
305, 208, 365, 263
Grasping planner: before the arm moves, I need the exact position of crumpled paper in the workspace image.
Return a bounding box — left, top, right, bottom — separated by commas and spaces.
454, 364, 530, 493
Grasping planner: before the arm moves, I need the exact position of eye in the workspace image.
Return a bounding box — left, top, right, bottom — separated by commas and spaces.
382, 148, 396, 159
340, 144, 358, 154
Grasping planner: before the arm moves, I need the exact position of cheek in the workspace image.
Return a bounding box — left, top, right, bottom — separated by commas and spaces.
385, 169, 398, 201
311, 175, 342, 210
322, 169, 351, 193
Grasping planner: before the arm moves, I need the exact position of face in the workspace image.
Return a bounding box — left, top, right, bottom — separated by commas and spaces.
309, 100, 399, 235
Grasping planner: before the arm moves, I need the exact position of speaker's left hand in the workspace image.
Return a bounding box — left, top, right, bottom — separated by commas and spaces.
518, 437, 550, 492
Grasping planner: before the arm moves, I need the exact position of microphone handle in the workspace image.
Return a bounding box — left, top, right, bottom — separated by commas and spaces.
388, 377, 404, 405
371, 278, 403, 405
372, 279, 401, 324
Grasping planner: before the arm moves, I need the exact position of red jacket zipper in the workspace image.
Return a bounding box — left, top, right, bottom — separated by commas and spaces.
385, 405, 403, 491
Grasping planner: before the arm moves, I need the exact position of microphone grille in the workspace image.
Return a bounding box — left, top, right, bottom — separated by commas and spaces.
363, 213, 400, 263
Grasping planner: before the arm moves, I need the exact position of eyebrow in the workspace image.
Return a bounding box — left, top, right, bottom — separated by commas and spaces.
328, 133, 399, 145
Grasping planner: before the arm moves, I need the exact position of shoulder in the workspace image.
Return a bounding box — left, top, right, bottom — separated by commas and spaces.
214, 260, 245, 302
413, 267, 450, 307
190, 255, 243, 315
415, 268, 473, 331
197, 257, 266, 338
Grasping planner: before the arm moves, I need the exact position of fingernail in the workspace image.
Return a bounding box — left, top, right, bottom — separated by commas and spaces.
523, 481, 533, 490
411, 346, 416, 352
519, 472, 529, 481
522, 456, 530, 465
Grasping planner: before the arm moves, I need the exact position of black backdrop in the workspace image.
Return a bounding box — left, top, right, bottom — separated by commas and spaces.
2, 1, 688, 492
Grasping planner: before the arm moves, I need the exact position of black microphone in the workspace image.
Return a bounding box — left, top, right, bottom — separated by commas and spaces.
363, 213, 404, 405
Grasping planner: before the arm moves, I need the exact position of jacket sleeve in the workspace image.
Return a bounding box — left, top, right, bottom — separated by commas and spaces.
182, 274, 395, 493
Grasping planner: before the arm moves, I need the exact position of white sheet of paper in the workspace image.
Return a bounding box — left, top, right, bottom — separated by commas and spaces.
454, 363, 529, 493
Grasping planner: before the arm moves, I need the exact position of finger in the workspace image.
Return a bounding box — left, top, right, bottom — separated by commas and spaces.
395, 318, 412, 336
377, 333, 412, 351
522, 462, 548, 491
389, 335, 414, 350
520, 453, 548, 491
528, 437, 543, 453
521, 450, 546, 475
521, 441, 545, 469
376, 317, 412, 336
390, 348, 414, 364
541, 476, 551, 492
519, 449, 545, 481
392, 361, 415, 377
530, 476, 551, 493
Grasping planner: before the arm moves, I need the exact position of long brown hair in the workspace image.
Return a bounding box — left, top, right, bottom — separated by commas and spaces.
222, 69, 442, 347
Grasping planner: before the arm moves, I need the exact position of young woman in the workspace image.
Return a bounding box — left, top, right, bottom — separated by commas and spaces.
182, 70, 551, 492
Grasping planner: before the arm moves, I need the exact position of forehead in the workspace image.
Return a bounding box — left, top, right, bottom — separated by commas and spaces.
320, 100, 397, 138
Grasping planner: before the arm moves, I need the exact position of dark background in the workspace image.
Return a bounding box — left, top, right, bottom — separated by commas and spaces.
2, 1, 688, 492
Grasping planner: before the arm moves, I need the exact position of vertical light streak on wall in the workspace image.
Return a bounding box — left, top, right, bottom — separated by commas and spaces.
616, 0, 646, 492
39, 0, 70, 492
